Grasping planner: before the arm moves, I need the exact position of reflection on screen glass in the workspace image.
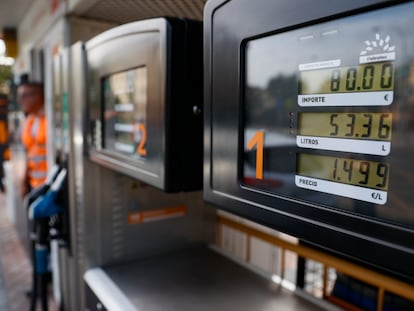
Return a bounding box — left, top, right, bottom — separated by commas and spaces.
243, 2, 414, 228
103, 67, 147, 159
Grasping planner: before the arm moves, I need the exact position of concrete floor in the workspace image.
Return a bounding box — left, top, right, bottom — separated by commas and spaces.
0, 192, 32, 311
0, 256, 8, 310
0, 192, 59, 311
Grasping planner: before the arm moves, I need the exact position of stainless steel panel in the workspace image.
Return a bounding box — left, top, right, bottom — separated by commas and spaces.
58, 247, 71, 311
84, 268, 136, 311
77, 18, 212, 268
69, 41, 90, 310
97, 169, 214, 266
85, 248, 324, 311
86, 19, 166, 189
52, 47, 83, 311
69, 19, 212, 311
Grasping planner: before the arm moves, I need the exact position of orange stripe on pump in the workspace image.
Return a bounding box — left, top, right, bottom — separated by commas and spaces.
128, 205, 187, 225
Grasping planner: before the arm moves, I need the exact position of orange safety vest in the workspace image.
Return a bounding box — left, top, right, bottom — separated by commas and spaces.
21, 115, 48, 189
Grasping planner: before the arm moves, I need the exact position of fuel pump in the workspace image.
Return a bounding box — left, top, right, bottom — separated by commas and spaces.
25, 165, 66, 311
47, 51, 73, 310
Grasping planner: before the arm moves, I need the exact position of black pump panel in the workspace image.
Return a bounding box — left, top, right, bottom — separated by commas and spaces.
204, 0, 414, 282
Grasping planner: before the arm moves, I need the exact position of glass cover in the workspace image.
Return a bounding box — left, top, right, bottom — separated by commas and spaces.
102, 67, 147, 159
243, 2, 414, 228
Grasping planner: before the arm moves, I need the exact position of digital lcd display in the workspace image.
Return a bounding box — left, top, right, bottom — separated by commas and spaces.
102, 67, 147, 158
242, 1, 414, 228
299, 62, 394, 95
297, 112, 392, 156
298, 112, 392, 141
297, 153, 389, 204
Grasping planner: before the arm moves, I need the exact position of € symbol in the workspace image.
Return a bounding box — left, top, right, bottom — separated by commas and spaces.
384, 94, 389, 101
371, 192, 383, 201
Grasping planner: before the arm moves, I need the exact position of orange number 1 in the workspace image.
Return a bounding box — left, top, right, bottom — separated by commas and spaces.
247, 130, 264, 179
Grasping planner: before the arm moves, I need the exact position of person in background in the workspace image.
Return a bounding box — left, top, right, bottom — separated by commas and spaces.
18, 81, 47, 197
0, 94, 8, 192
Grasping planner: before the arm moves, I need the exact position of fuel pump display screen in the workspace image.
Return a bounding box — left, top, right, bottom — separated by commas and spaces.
299, 62, 394, 95
102, 67, 147, 158
297, 112, 392, 155
242, 1, 414, 227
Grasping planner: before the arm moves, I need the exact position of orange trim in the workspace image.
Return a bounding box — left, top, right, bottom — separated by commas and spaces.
217, 215, 414, 304
128, 206, 187, 225
323, 265, 329, 299
378, 288, 385, 311
326, 295, 365, 311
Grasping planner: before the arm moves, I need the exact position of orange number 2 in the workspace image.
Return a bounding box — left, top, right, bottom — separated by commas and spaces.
136, 124, 147, 156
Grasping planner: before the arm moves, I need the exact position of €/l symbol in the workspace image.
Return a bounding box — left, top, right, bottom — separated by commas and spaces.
371, 192, 383, 201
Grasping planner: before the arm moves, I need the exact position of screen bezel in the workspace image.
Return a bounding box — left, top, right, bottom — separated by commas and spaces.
239, 8, 405, 222
86, 19, 167, 189
100, 66, 148, 163
204, 0, 414, 282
